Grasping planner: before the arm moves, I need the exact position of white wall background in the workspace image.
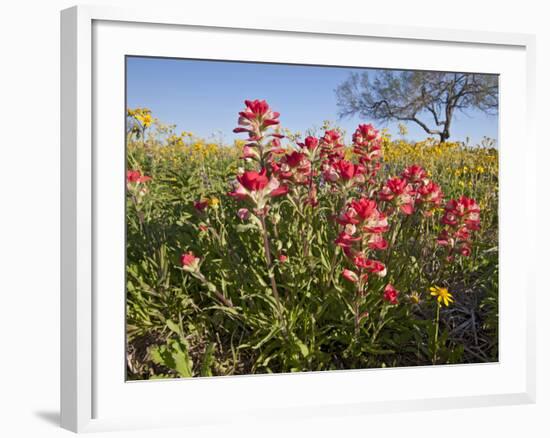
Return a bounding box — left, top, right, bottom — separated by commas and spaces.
0, 1, 546, 436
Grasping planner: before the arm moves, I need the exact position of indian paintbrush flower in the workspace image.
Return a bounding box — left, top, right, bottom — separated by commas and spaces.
181, 251, 200, 272
437, 195, 481, 258
228, 168, 288, 210
342, 269, 360, 283
237, 208, 250, 220
233, 99, 280, 138
378, 176, 416, 215
194, 199, 209, 212
383, 283, 399, 305
126, 170, 151, 184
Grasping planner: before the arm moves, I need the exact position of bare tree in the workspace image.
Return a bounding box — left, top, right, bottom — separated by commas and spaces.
336, 71, 498, 142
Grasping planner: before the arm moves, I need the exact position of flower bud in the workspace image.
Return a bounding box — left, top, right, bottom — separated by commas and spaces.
342, 269, 359, 283
180, 251, 200, 272
271, 212, 281, 225
237, 208, 250, 221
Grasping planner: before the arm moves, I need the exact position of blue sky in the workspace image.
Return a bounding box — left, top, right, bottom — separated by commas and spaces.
126, 57, 498, 146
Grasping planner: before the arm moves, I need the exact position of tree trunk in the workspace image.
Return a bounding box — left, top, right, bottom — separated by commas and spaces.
439, 131, 450, 143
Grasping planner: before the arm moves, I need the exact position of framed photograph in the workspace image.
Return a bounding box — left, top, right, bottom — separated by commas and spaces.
61, 5, 536, 433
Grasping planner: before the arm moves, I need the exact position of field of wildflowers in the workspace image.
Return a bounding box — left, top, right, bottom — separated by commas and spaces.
125, 100, 498, 379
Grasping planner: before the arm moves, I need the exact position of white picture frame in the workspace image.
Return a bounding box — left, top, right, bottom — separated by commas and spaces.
61, 4, 536, 433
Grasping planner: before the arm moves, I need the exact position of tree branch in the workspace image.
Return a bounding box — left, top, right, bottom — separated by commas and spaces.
426, 105, 444, 126
410, 116, 442, 136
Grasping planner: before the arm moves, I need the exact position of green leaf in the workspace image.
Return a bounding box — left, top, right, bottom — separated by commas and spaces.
252, 326, 280, 350
166, 319, 182, 337
236, 224, 257, 233
363, 345, 395, 355
169, 340, 194, 377
149, 340, 194, 378
200, 343, 216, 377
295, 339, 309, 358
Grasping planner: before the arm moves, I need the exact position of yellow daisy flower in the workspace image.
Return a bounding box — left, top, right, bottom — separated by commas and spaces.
409, 291, 421, 304
430, 286, 454, 307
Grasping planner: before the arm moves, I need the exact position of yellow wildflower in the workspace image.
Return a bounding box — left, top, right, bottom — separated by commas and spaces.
430, 286, 454, 307
409, 291, 421, 304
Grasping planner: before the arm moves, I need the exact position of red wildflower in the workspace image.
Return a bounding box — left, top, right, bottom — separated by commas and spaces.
269, 185, 290, 197
353, 254, 370, 269
342, 269, 359, 283
378, 176, 415, 215
441, 210, 459, 226
437, 196, 481, 258
401, 164, 427, 183
180, 251, 200, 272
338, 198, 389, 233
443, 196, 481, 231
333, 160, 365, 181
276, 151, 311, 184
238, 168, 269, 191
335, 231, 362, 249
366, 233, 388, 250
127, 170, 140, 183
233, 99, 282, 148
194, 200, 209, 212
349, 198, 377, 221
383, 284, 399, 305
379, 177, 407, 199
455, 226, 471, 240
352, 124, 383, 167
323, 129, 341, 144
417, 181, 444, 209
336, 197, 389, 255
300, 136, 319, 151
436, 229, 451, 246
236, 99, 279, 127
269, 138, 285, 154
352, 255, 387, 277
242, 145, 260, 160
229, 168, 288, 205
126, 170, 151, 184
352, 123, 380, 146
320, 129, 345, 163
365, 259, 387, 276
237, 208, 250, 220
459, 244, 472, 257
284, 151, 306, 168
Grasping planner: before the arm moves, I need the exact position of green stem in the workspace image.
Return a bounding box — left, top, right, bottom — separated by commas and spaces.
259, 215, 282, 312
302, 170, 316, 258
196, 273, 234, 308
433, 304, 440, 364
326, 248, 340, 289
354, 282, 361, 337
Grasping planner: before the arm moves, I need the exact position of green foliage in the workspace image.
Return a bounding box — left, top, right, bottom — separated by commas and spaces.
150, 338, 193, 378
